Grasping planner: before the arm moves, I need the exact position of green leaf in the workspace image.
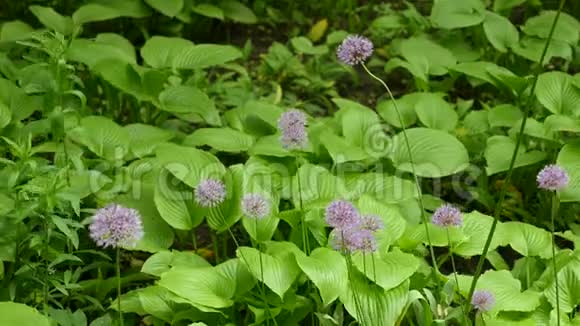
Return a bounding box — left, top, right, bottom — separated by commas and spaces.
414, 93, 458, 130
377, 93, 419, 128
341, 275, 409, 325
544, 257, 580, 313
493, 0, 526, 12
154, 184, 199, 230
400, 37, 457, 76
290, 37, 328, 55
523, 11, 580, 45
72, 1, 151, 24
0, 302, 51, 326
29, 5, 73, 35
294, 248, 347, 306
145, 0, 183, 17
219, 1, 257, 24
319, 130, 369, 164
388, 128, 469, 178
488, 104, 522, 128
356, 195, 407, 247
483, 11, 519, 52
67, 37, 136, 68
67, 116, 130, 160
173, 44, 242, 70
158, 266, 234, 308
535, 71, 580, 117
454, 211, 511, 257
344, 173, 417, 204
0, 21, 34, 42
93, 59, 146, 100
430, 0, 486, 29
292, 164, 348, 208
451, 61, 525, 93
504, 222, 553, 259
125, 123, 174, 158
237, 245, 301, 298
183, 128, 254, 152
155, 143, 226, 188
142, 250, 210, 276
117, 185, 174, 252
158, 86, 221, 126
457, 270, 542, 315
205, 165, 244, 231
215, 258, 256, 297
249, 135, 294, 157
141, 36, 194, 69
352, 249, 419, 291
485, 135, 546, 175
512, 37, 572, 64
0, 101, 11, 129
545, 115, 580, 133
192, 4, 224, 20
557, 143, 580, 203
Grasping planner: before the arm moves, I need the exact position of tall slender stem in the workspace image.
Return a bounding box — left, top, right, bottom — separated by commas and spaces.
255, 218, 269, 326
361, 63, 440, 281
551, 193, 561, 325
345, 252, 365, 325
371, 254, 377, 283
116, 247, 123, 326
43, 217, 49, 316
295, 157, 311, 255
465, 0, 567, 309
446, 228, 467, 325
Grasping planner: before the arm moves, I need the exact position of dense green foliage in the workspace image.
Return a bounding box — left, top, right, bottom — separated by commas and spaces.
0, 0, 580, 325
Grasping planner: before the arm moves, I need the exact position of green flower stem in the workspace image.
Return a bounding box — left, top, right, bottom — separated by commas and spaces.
295, 156, 311, 255
361, 63, 440, 282
43, 217, 50, 317
116, 247, 123, 326
446, 228, 468, 325
345, 252, 365, 325
465, 0, 567, 310
551, 193, 561, 325
211, 231, 220, 264
371, 253, 377, 283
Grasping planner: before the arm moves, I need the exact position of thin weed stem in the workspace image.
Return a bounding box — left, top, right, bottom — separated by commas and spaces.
446, 228, 468, 325
551, 193, 561, 325
116, 247, 123, 326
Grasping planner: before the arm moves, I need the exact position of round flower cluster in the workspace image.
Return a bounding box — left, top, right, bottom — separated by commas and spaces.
336, 35, 374, 66
325, 200, 384, 253
471, 290, 495, 312
242, 193, 271, 219
89, 204, 144, 248
431, 203, 463, 228
537, 164, 569, 191
195, 179, 226, 208
277, 109, 308, 150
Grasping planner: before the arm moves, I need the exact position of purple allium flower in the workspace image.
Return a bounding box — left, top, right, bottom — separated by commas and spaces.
431, 204, 463, 228
337, 35, 374, 66
331, 228, 377, 253
242, 193, 270, 219
195, 179, 226, 207
360, 215, 384, 232
278, 109, 308, 150
537, 164, 569, 191
325, 200, 361, 230
89, 204, 144, 248
471, 290, 495, 312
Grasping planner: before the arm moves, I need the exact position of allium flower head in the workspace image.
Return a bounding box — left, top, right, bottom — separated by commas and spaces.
337, 35, 374, 65
360, 214, 384, 232
242, 193, 270, 219
89, 204, 144, 248
471, 290, 495, 312
537, 164, 569, 191
331, 228, 377, 253
431, 204, 463, 228
195, 179, 226, 207
325, 200, 361, 230
278, 109, 308, 150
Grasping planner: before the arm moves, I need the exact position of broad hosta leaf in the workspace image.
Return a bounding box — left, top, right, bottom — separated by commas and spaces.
67, 37, 136, 68
242, 214, 279, 242
430, 0, 486, 29
545, 115, 580, 133
488, 104, 522, 128
117, 185, 174, 252
344, 173, 417, 204
400, 37, 457, 76
377, 93, 419, 128
193, 4, 224, 20
292, 164, 348, 208
29, 5, 73, 35
388, 128, 469, 178
523, 11, 580, 45
352, 249, 419, 291
493, 0, 526, 12
125, 123, 174, 158
205, 165, 244, 231
451, 61, 525, 93
72, 1, 151, 24
320, 130, 369, 164
173, 44, 242, 70
535, 71, 580, 117
513, 37, 572, 64
237, 245, 301, 298
183, 128, 254, 152
557, 143, 580, 202
414, 93, 458, 130
457, 270, 542, 315
290, 36, 328, 55
504, 222, 553, 259
142, 250, 209, 276
454, 211, 511, 257
0, 101, 11, 129
0, 302, 51, 326
0, 21, 34, 42
357, 195, 407, 247
485, 136, 546, 175
544, 257, 580, 313
93, 59, 146, 100
145, 0, 183, 17
158, 266, 234, 308
67, 116, 130, 160
220, 1, 257, 24
294, 248, 347, 306
483, 11, 519, 52
334, 99, 386, 158
154, 184, 199, 230
155, 143, 226, 188
249, 135, 294, 157
341, 275, 409, 325
158, 86, 221, 126
141, 36, 194, 69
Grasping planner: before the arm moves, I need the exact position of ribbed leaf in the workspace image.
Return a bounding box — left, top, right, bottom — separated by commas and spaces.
125, 123, 174, 158
220, 1, 257, 24
158, 86, 221, 126
535, 71, 580, 117
504, 222, 553, 259
141, 36, 193, 68
294, 248, 347, 306
557, 143, 580, 202
352, 249, 419, 291
0, 302, 51, 326
454, 211, 511, 257
29, 5, 73, 35
483, 11, 519, 52
183, 128, 254, 152
173, 44, 242, 70
154, 184, 199, 230
142, 250, 210, 276
485, 135, 546, 175
145, 0, 183, 17
414, 93, 458, 130
292, 164, 348, 208
544, 257, 580, 313
67, 116, 130, 160
357, 195, 407, 247
72, 1, 151, 24
430, 0, 485, 29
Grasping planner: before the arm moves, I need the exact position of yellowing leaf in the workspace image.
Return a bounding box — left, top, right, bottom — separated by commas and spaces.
308, 19, 328, 42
